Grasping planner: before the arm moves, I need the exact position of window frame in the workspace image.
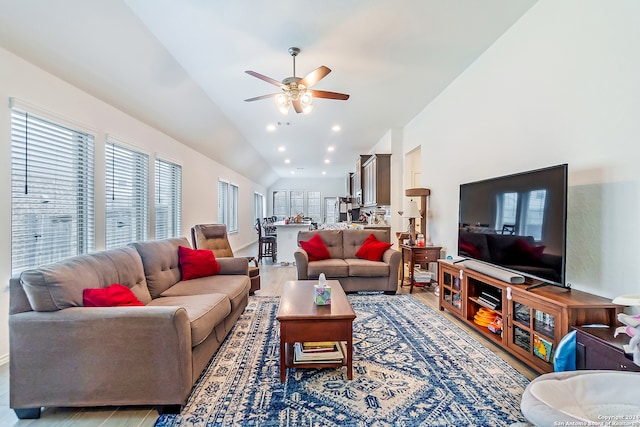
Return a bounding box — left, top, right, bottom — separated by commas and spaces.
154, 157, 182, 240
217, 179, 239, 233
105, 139, 149, 249
10, 108, 95, 275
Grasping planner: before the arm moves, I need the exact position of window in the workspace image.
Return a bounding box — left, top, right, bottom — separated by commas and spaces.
254, 192, 264, 223
230, 183, 238, 233
217, 180, 238, 232
10, 109, 95, 275
273, 190, 287, 219
307, 191, 322, 222
155, 158, 182, 239
105, 141, 149, 248
290, 190, 304, 217
218, 180, 228, 225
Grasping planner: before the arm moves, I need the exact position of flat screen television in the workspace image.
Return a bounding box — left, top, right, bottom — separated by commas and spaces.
458, 164, 568, 289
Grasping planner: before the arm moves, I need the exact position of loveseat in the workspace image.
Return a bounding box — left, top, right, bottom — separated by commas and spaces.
9, 237, 250, 419
294, 229, 401, 294
458, 231, 562, 283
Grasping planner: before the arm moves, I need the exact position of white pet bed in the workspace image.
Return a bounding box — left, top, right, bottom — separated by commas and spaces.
521, 370, 640, 426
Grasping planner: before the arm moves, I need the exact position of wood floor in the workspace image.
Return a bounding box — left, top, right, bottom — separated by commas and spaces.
0, 257, 537, 426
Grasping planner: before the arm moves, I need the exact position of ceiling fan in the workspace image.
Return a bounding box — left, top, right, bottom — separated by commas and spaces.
244, 47, 350, 114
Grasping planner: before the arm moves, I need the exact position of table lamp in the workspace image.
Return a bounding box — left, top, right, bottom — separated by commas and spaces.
402, 200, 422, 246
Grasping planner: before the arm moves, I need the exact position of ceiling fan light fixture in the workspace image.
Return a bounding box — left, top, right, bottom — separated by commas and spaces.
275, 93, 290, 115
245, 47, 349, 114
300, 90, 313, 114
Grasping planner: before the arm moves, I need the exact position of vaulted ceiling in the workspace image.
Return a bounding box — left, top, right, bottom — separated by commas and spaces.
0, 0, 537, 187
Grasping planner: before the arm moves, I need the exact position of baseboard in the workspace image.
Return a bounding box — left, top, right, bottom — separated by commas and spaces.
462, 260, 525, 284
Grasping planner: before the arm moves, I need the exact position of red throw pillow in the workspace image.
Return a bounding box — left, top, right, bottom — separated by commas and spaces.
178, 245, 221, 280
355, 234, 392, 262
299, 234, 331, 261
83, 283, 144, 307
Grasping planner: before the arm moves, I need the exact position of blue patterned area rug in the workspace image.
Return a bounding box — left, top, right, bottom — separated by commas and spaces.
155, 294, 529, 426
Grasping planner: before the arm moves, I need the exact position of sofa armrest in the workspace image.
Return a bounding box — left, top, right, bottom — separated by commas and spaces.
217, 257, 249, 275
382, 248, 402, 288
9, 306, 193, 409
294, 248, 309, 280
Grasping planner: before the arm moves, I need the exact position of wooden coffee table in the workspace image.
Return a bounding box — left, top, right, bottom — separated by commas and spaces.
276, 280, 356, 382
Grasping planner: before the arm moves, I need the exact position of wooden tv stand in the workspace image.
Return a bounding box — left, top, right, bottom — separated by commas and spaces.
438, 260, 623, 374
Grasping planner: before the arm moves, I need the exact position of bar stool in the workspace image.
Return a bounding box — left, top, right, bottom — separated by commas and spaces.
256, 219, 277, 263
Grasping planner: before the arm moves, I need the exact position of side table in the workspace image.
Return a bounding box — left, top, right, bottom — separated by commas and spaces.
574, 326, 640, 372
400, 245, 442, 293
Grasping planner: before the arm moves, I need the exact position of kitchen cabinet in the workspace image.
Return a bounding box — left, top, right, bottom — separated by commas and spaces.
362, 154, 391, 207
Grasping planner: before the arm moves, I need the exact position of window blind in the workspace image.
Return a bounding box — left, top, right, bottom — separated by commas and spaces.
229, 183, 238, 232
290, 190, 304, 217
105, 141, 149, 248
155, 158, 182, 239
254, 192, 264, 223
10, 109, 95, 275
307, 191, 322, 222
273, 190, 287, 218
217, 180, 228, 225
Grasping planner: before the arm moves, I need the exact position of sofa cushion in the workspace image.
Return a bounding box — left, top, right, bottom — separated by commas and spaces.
160, 274, 250, 313
346, 259, 390, 277
343, 229, 389, 259
355, 234, 392, 261
131, 237, 189, 298
20, 246, 151, 311
299, 234, 331, 261
178, 246, 220, 280
298, 230, 344, 259
307, 259, 349, 278
147, 293, 230, 347
83, 284, 144, 307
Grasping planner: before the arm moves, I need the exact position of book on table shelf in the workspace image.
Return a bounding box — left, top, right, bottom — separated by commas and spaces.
478, 291, 501, 310
301, 341, 338, 352
293, 342, 345, 364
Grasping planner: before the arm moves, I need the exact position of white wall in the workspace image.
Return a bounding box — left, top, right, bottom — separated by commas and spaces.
404, 0, 640, 301
0, 47, 267, 361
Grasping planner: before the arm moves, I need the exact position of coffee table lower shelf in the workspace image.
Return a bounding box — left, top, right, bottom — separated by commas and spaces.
284, 342, 348, 370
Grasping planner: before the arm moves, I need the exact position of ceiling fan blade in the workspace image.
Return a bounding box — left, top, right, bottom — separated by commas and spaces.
291, 99, 303, 113
298, 66, 331, 88
245, 71, 283, 87
310, 90, 350, 100
244, 93, 279, 102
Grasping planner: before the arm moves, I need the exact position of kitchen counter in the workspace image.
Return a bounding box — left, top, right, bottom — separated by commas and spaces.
273, 221, 312, 263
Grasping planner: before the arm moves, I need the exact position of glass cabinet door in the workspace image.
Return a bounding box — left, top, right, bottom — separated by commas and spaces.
507, 294, 560, 370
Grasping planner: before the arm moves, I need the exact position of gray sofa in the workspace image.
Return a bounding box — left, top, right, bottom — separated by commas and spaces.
294, 229, 401, 294
9, 237, 250, 419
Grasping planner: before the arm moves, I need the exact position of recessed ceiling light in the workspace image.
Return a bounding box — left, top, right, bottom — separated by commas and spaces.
332, 125, 341, 132
278, 146, 285, 152
290, 171, 295, 175
327, 146, 335, 152
267, 124, 276, 131
322, 171, 327, 175
284, 159, 290, 164
324, 159, 330, 164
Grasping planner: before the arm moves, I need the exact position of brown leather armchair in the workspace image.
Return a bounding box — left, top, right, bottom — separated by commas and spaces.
191, 224, 260, 294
